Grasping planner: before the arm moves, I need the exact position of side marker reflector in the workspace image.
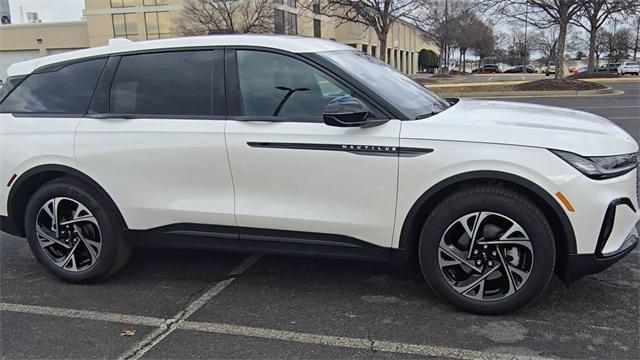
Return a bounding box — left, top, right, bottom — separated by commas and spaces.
556, 192, 575, 212
6, 174, 17, 187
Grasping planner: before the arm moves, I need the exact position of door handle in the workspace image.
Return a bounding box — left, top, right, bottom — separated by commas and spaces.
86, 113, 137, 119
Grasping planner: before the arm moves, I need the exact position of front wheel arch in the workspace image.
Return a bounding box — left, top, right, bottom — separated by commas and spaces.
7, 164, 128, 237
398, 171, 576, 281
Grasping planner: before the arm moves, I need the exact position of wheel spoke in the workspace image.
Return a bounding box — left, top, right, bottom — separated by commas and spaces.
466, 211, 490, 259
58, 242, 79, 270
454, 264, 501, 294
500, 222, 529, 241
496, 246, 516, 296
477, 240, 533, 252
36, 226, 71, 249
74, 224, 100, 264
439, 245, 482, 273
60, 216, 98, 227
464, 277, 486, 300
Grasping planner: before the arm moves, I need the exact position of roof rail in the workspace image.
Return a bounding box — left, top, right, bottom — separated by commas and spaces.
108, 38, 133, 46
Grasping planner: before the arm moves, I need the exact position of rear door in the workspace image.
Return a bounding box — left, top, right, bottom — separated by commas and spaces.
224, 49, 401, 249
75, 49, 236, 231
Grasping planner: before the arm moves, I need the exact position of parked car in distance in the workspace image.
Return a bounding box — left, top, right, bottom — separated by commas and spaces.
1, 35, 638, 315
472, 64, 500, 73
617, 61, 639, 75
544, 63, 556, 76
504, 65, 535, 73
571, 66, 588, 75
597, 63, 621, 72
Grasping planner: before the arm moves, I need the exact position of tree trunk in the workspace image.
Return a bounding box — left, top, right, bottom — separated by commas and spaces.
459, 50, 462, 72
555, 21, 568, 79
587, 27, 597, 72
462, 51, 466, 72
379, 34, 388, 62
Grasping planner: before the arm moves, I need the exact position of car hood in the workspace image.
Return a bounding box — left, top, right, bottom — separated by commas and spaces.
401, 98, 638, 156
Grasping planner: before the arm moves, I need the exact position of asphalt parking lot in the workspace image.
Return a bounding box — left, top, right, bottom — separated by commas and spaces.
1, 81, 639, 360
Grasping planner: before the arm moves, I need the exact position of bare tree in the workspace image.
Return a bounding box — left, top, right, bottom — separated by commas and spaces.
482, 0, 586, 79
305, 0, 419, 62
176, 0, 274, 36
571, 0, 638, 72
416, 0, 472, 71
602, 26, 633, 62
531, 27, 559, 64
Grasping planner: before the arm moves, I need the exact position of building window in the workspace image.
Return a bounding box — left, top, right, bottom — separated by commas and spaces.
145, 11, 171, 39
312, 0, 320, 13
287, 0, 296, 7
313, 19, 321, 38
361, 44, 368, 54
273, 0, 283, 3
274, 9, 285, 34
371, 45, 377, 58
144, 0, 169, 5
286, 12, 297, 35
113, 13, 138, 39
111, 0, 136, 8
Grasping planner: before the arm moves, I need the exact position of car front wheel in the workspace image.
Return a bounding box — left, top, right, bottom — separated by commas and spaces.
24, 179, 131, 283
419, 185, 555, 314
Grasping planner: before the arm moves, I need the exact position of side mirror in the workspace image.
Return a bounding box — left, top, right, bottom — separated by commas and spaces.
323, 96, 370, 127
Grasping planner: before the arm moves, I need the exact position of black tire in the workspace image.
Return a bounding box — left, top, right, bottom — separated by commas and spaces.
418, 185, 555, 314
24, 178, 131, 283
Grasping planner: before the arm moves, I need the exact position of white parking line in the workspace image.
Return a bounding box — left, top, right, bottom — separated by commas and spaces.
0, 301, 550, 360
0, 302, 164, 327
118, 253, 262, 360
178, 321, 550, 360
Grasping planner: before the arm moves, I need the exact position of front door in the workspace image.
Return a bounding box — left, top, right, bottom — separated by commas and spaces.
225, 49, 400, 248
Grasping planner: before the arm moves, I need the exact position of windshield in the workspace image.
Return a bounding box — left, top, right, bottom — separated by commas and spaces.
317, 50, 450, 119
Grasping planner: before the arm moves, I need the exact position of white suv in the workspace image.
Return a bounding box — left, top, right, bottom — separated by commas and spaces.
617, 61, 639, 76
0, 36, 638, 314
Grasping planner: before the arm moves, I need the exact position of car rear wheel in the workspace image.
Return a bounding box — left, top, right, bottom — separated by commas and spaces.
25, 179, 131, 283
418, 185, 555, 314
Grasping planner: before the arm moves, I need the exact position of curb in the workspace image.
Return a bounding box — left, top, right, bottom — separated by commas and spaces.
434, 87, 622, 98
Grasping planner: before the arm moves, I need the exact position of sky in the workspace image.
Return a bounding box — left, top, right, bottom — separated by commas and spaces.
8, 0, 84, 23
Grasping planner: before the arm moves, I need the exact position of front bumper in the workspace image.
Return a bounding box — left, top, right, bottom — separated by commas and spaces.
564, 225, 638, 282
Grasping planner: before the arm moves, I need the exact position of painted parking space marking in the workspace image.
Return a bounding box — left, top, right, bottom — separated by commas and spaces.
1, 301, 551, 360
0, 302, 164, 327
178, 320, 552, 360
118, 253, 262, 360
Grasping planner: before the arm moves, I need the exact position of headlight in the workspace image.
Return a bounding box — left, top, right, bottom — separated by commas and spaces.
550, 150, 638, 179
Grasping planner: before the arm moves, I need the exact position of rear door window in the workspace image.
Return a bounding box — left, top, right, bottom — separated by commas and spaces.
109, 51, 215, 116
0, 59, 107, 114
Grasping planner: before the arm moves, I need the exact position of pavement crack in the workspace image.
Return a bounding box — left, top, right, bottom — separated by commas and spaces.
367, 329, 376, 359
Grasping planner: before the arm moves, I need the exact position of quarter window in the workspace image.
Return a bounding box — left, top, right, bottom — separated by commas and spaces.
110, 51, 214, 116
0, 59, 106, 114
236, 50, 352, 118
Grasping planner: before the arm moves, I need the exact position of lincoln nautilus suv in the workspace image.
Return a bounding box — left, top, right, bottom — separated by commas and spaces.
0, 36, 638, 314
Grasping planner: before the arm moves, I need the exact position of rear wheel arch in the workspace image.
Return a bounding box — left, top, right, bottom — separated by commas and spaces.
398, 171, 576, 279
7, 164, 127, 236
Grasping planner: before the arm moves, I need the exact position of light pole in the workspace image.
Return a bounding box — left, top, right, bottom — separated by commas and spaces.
522, 3, 528, 73
634, 17, 639, 61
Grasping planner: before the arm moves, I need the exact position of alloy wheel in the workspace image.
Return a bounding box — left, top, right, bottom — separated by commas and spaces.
35, 197, 102, 272
438, 212, 534, 301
